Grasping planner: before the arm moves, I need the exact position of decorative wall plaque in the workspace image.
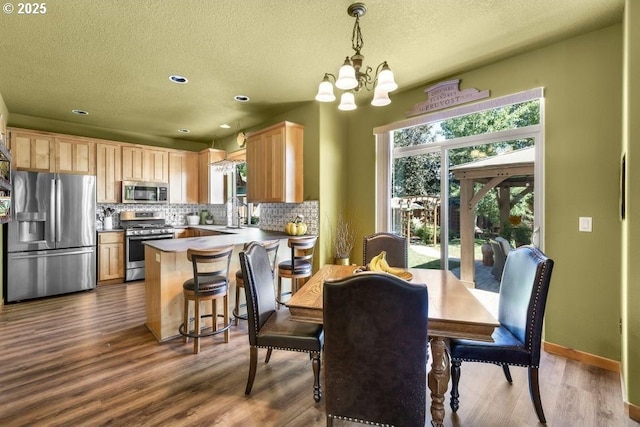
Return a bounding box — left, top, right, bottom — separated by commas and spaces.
406, 79, 490, 117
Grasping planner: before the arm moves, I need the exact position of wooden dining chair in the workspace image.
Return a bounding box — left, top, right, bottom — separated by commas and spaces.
239, 242, 324, 402
448, 245, 554, 423
323, 272, 429, 426
362, 232, 408, 268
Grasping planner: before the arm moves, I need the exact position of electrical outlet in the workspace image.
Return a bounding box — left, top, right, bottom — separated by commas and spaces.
579, 217, 592, 232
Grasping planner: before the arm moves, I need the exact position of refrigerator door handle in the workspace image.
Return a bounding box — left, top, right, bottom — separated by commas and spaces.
9, 249, 95, 260
55, 178, 62, 243
50, 178, 57, 244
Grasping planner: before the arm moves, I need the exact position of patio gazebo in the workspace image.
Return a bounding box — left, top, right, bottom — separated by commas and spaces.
450, 147, 535, 286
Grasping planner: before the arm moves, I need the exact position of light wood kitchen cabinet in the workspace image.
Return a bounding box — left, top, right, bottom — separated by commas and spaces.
122, 146, 169, 182
169, 151, 199, 203
98, 231, 125, 284
10, 129, 54, 172
55, 137, 96, 175
144, 148, 169, 183
10, 129, 96, 175
246, 121, 303, 203
198, 148, 226, 204
96, 143, 122, 203
121, 146, 145, 181
174, 228, 193, 238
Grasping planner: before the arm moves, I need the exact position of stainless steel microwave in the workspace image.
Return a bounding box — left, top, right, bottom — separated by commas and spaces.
122, 181, 169, 204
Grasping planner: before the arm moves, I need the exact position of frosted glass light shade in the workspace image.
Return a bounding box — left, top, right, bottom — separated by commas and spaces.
375, 63, 398, 92
338, 92, 357, 111
371, 89, 391, 107
335, 58, 358, 90
315, 79, 336, 102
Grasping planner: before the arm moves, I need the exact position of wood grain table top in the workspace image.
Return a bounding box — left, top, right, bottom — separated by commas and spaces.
286, 264, 499, 341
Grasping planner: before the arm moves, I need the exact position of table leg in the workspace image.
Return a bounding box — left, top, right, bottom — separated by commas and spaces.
428, 336, 450, 427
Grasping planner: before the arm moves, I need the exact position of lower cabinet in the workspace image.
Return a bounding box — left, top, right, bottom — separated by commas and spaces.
174, 228, 193, 238
98, 231, 125, 284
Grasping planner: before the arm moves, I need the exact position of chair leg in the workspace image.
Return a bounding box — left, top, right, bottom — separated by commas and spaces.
528, 367, 546, 424
326, 415, 333, 427
193, 300, 201, 354
245, 346, 258, 395
265, 348, 273, 363
502, 364, 513, 383
311, 351, 322, 402
223, 295, 230, 343
450, 360, 461, 412
234, 283, 241, 326
276, 276, 282, 309
212, 300, 218, 332
182, 299, 189, 344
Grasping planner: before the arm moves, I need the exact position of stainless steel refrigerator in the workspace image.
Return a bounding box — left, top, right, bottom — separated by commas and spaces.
4, 171, 96, 302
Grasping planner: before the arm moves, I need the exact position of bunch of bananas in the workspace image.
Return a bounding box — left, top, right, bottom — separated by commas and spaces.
367, 251, 406, 276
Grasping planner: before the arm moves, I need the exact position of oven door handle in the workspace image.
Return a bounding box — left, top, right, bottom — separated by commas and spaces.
127, 235, 174, 241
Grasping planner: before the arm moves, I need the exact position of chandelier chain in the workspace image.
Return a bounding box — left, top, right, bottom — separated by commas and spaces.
351, 15, 364, 54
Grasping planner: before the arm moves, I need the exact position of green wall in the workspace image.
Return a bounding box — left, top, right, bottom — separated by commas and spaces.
217, 103, 348, 267
0, 91, 6, 305
622, 0, 640, 407
346, 25, 624, 362
0, 92, 8, 122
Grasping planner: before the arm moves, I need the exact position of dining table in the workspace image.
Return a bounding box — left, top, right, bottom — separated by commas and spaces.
286, 264, 500, 427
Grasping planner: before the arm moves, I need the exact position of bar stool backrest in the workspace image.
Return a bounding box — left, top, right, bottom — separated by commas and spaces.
288, 235, 317, 269
187, 245, 234, 291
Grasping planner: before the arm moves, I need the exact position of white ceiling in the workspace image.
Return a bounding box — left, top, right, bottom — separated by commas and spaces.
0, 0, 624, 147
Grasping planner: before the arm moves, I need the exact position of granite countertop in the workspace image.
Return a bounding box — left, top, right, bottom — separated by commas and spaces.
144, 226, 292, 252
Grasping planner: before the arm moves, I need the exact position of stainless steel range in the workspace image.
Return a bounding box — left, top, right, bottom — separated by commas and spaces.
120, 211, 174, 282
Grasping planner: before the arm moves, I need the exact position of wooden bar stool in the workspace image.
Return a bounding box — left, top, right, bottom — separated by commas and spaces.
277, 235, 317, 307
179, 245, 234, 354
233, 239, 280, 325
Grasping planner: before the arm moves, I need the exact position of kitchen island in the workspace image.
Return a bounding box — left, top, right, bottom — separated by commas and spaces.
143, 227, 291, 342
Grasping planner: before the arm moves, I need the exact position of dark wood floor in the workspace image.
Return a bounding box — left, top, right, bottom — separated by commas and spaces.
0, 282, 635, 427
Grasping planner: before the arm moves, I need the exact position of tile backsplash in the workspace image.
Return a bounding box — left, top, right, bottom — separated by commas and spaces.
97, 203, 227, 229
258, 201, 319, 235
96, 200, 319, 235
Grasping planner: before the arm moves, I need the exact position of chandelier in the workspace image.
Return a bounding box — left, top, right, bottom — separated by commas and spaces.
315, 2, 398, 111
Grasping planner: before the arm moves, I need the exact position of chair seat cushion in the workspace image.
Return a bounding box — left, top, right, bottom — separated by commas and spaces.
257, 309, 323, 352
183, 276, 228, 295
278, 260, 312, 275
448, 325, 532, 366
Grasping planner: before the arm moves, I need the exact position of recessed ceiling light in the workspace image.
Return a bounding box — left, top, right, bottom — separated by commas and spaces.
169, 75, 189, 84
178, 128, 190, 133
72, 109, 89, 115
219, 124, 231, 129
234, 95, 250, 102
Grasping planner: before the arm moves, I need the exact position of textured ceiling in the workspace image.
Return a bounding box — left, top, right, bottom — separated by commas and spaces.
0, 0, 624, 147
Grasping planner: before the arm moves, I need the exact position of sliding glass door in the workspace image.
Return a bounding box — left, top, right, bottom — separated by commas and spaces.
378, 92, 543, 287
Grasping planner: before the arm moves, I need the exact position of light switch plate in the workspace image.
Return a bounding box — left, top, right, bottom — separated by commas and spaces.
579, 217, 593, 232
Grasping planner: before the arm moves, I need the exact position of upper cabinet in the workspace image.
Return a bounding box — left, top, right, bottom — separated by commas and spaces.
10, 129, 95, 175
10, 129, 54, 172
121, 146, 144, 181
122, 146, 169, 183
246, 121, 303, 203
144, 148, 169, 183
169, 151, 199, 204
55, 137, 96, 175
96, 142, 122, 203
198, 148, 226, 204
